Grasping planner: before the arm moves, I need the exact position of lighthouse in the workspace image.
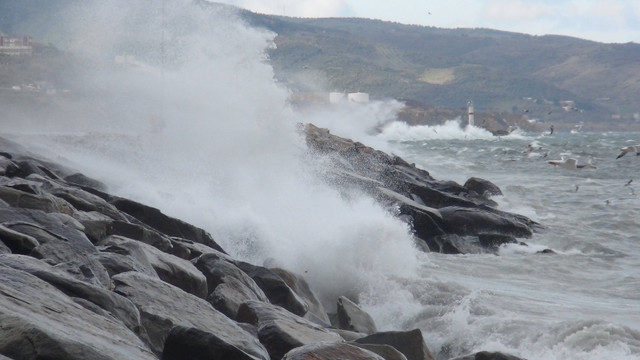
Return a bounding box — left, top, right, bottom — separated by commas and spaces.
467, 100, 474, 127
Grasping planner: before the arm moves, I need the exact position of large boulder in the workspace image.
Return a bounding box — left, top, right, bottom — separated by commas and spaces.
237, 300, 342, 360
113, 271, 268, 358
0, 180, 74, 215
0, 254, 142, 335
303, 123, 542, 254
336, 296, 377, 334
237, 261, 309, 317
193, 252, 269, 319
107, 196, 225, 253
463, 177, 503, 197
439, 207, 534, 238
0, 266, 156, 360
352, 343, 409, 360
208, 277, 270, 320
107, 220, 173, 252
270, 267, 331, 326
163, 325, 267, 360
283, 342, 386, 360
450, 351, 525, 360
100, 235, 207, 298
0, 207, 109, 287
354, 329, 435, 360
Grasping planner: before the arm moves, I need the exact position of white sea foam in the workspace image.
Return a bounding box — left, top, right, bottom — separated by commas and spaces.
9, 0, 422, 313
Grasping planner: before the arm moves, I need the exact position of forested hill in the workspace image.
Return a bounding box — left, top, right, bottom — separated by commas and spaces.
240, 8, 640, 130
1, 0, 639, 131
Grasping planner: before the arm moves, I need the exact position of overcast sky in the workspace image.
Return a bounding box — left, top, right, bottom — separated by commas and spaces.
215, 0, 640, 44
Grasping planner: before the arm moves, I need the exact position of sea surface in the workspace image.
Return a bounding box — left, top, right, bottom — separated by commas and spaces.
9, 122, 640, 360
376, 123, 640, 360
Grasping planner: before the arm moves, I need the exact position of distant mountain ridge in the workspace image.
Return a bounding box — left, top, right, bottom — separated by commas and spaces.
1, 0, 639, 131
237, 8, 640, 130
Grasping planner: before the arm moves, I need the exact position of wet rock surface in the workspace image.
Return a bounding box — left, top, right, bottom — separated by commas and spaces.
304, 123, 542, 254
0, 133, 532, 360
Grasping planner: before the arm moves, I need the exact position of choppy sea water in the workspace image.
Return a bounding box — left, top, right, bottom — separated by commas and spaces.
374, 122, 640, 360
10, 121, 640, 360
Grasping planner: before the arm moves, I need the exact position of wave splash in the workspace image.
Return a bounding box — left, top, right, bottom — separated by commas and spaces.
9, 0, 424, 317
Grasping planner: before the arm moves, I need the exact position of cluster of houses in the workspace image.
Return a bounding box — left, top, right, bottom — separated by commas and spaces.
0, 35, 32, 56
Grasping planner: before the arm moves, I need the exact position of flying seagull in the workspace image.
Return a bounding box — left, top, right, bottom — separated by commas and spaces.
548, 157, 596, 170
625, 179, 633, 186
616, 145, 640, 159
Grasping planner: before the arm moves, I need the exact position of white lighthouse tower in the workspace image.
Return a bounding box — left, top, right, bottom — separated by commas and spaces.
467, 100, 475, 127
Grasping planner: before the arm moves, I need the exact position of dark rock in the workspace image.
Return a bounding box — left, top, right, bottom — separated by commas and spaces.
464, 177, 503, 197
439, 207, 533, 238
329, 328, 367, 341
113, 271, 266, 358
302, 123, 541, 254
108, 196, 225, 253
478, 233, 518, 251
14, 159, 63, 181
0, 254, 142, 335
237, 261, 309, 317
100, 235, 207, 298
283, 342, 386, 360
63, 172, 108, 192
237, 300, 342, 360
0, 156, 19, 176
0, 237, 10, 254
194, 253, 267, 299
0, 208, 109, 287
352, 343, 409, 360
354, 329, 435, 360
405, 180, 483, 209
72, 210, 113, 244
208, 277, 269, 319
166, 237, 192, 259
108, 220, 173, 252
41, 178, 125, 220
0, 266, 156, 360
271, 267, 331, 326
30, 241, 111, 289
537, 248, 556, 254
94, 251, 158, 279
194, 252, 268, 318
0, 208, 96, 254
170, 236, 227, 260
450, 351, 525, 360
0, 223, 39, 254
0, 184, 74, 214
337, 296, 377, 334
163, 325, 268, 360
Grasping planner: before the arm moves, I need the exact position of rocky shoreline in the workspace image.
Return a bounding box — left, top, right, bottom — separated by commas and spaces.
0, 127, 538, 360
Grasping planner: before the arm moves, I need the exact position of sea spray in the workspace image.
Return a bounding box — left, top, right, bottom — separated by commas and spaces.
10, 0, 424, 317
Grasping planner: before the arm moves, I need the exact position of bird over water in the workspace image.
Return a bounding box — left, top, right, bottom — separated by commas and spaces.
616, 145, 640, 159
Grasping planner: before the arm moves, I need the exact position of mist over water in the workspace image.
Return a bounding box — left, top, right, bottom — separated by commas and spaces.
8, 0, 421, 313
380, 125, 640, 359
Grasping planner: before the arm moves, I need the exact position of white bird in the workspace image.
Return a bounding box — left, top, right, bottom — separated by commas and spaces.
616, 145, 640, 159
548, 157, 597, 170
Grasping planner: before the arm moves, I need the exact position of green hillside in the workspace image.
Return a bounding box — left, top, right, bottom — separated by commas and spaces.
240, 12, 640, 131
1, 0, 639, 131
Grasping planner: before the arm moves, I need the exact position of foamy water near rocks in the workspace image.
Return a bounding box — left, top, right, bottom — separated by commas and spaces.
0, 129, 530, 360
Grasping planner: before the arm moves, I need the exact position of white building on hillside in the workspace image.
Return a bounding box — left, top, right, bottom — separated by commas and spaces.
347, 92, 369, 104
